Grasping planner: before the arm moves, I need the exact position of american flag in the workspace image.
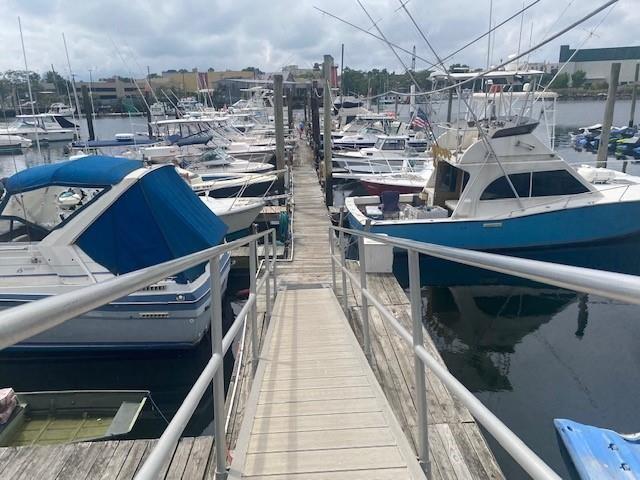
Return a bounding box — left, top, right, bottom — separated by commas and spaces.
411, 107, 429, 130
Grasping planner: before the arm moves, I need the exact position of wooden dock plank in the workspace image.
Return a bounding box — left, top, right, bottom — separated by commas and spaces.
181, 436, 214, 480
164, 437, 194, 480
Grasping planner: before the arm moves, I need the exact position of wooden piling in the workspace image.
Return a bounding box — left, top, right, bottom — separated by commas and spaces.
629, 63, 639, 128
286, 90, 293, 133
81, 85, 95, 141
310, 80, 320, 159
323, 54, 334, 207
596, 62, 621, 168
273, 74, 286, 173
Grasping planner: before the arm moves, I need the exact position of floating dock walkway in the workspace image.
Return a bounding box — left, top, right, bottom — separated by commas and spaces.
0, 140, 503, 479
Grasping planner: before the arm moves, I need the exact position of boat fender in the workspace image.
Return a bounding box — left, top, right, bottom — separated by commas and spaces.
279, 212, 289, 241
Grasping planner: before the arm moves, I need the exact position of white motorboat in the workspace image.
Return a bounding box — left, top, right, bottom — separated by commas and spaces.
149, 102, 167, 116
200, 196, 264, 234
332, 126, 386, 151
334, 135, 430, 173
47, 103, 74, 116
358, 166, 434, 196
0, 114, 77, 142
188, 148, 274, 176
187, 171, 279, 198
0, 155, 230, 350
0, 135, 32, 153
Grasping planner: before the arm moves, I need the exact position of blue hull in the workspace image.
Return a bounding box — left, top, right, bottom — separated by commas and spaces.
555, 419, 640, 479
349, 201, 640, 285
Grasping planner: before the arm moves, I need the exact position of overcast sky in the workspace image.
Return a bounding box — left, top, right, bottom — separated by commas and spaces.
0, 0, 636, 81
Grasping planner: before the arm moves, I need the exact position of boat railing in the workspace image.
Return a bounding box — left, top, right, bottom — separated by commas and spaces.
329, 225, 640, 479
0, 228, 278, 480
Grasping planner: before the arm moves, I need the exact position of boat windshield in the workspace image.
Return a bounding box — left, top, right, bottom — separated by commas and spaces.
0, 185, 106, 240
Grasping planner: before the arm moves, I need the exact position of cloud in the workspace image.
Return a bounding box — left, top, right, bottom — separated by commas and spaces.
0, 0, 636, 80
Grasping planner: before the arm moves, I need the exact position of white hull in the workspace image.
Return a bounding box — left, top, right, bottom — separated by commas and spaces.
334, 156, 429, 174
0, 129, 75, 142
201, 197, 264, 234
4, 257, 230, 350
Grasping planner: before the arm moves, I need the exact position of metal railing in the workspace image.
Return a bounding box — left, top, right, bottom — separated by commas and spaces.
0, 228, 278, 480
329, 226, 640, 480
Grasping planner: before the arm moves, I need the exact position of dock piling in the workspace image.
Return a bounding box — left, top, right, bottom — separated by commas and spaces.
273, 74, 286, 175
629, 63, 639, 128
596, 62, 621, 168
323, 54, 334, 206
81, 85, 95, 141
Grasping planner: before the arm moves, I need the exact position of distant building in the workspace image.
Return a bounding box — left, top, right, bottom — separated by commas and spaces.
559, 44, 640, 84
149, 69, 256, 93
75, 77, 139, 103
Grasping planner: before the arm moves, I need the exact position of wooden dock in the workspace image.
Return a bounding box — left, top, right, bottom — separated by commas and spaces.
0, 139, 504, 479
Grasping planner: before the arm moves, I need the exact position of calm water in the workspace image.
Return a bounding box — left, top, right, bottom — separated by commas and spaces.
2, 103, 640, 476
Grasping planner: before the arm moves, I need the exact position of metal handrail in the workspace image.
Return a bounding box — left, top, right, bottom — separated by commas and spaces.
0, 228, 278, 480
327, 225, 640, 479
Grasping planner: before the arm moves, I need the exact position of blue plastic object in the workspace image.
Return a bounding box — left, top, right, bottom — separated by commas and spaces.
555, 418, 640, 479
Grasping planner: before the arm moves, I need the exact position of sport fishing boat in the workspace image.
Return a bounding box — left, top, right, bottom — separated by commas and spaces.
333, 135, 430, 173
332, 126, 386, 151
345, 117, 640, 280
0, 114, 78, 142
0, 155, 230, 350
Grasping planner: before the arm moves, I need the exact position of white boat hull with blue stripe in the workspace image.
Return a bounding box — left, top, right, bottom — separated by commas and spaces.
0, 156, 230, 350
345, 119, 640, 282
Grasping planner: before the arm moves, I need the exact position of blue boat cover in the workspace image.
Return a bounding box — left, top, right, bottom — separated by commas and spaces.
76, 164, 227, 283
555, 418, 640, 479
3, 156, 142, 194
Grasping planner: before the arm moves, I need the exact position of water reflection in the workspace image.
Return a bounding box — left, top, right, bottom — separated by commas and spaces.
424, 285, 577, 392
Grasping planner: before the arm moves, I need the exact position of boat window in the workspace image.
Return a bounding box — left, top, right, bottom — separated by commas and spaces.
531, 170, 589, 196
437, 162, 470, 193
0, 218, 48, 242
381, 139, 405, 150
0, 186, 106, 234
374, 138, 385, 149
481, 170, 589, 200
480, 173, 531, 200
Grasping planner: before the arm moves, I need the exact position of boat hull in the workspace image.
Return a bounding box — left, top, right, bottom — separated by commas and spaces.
334, 157, 427, 174
0, 130, 74, 142
348, 200, 640, 283
4, 257, 231, 351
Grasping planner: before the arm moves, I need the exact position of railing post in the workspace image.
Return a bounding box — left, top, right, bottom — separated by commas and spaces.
329, 228, 337, 292
209, 255, 228, 479
249, 236, 259, 377
271, 229, 278, 296
265, 233, 272, 320
339, 228, 348, 312
408, 249, 430, 476
358, 234, 371, 359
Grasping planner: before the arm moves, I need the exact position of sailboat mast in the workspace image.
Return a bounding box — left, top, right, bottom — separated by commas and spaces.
63, 33, 83, 133
18, 16, 41, 158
